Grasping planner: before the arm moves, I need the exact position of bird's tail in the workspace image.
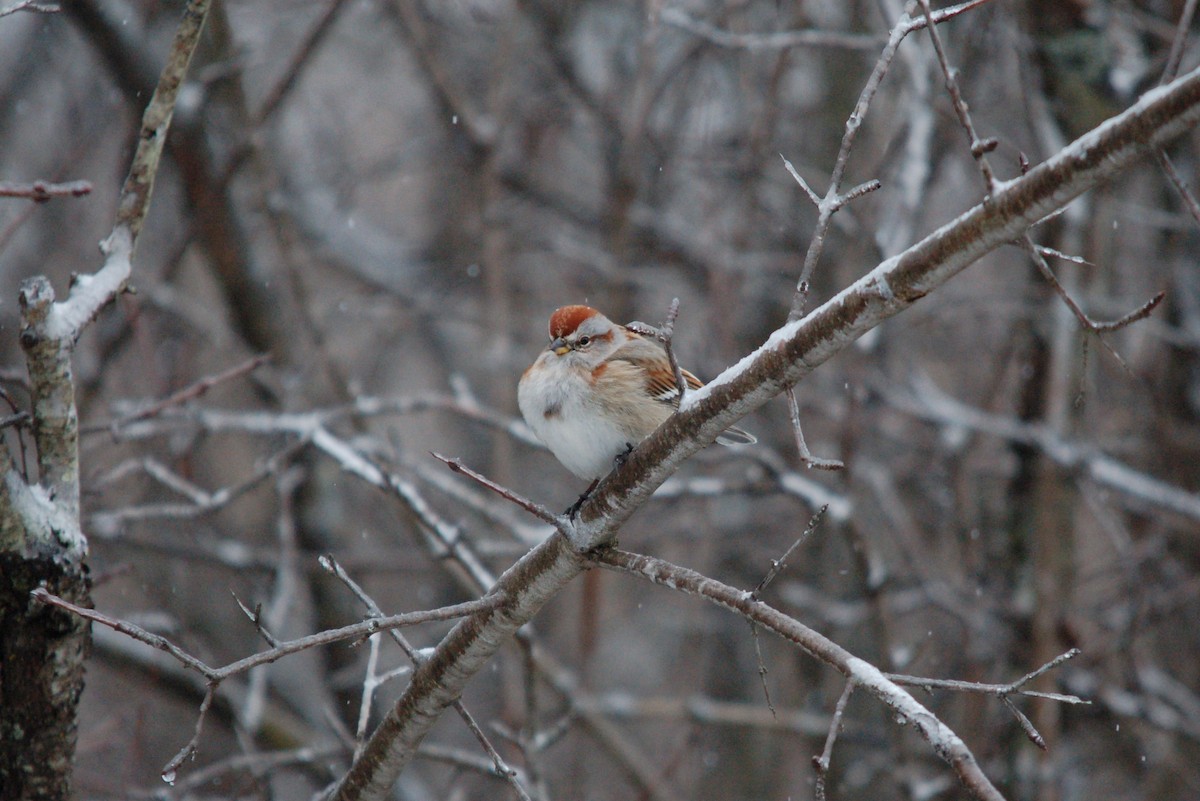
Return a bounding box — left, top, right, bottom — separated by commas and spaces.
716, 426, 756, 446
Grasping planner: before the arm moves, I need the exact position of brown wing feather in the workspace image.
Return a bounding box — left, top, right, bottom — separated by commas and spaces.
610, 335, 704, 405
608, 332, 757, 444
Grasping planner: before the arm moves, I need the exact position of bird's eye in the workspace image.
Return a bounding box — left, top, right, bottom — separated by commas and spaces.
577, 336, 591, 347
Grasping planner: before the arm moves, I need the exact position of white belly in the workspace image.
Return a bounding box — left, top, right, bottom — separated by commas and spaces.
518, 370, 634, 480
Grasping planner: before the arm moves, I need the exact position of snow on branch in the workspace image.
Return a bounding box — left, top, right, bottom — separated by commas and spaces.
8, 0, 212, 546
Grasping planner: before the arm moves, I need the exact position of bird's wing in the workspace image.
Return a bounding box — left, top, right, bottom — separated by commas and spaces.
609, 337, 703, 406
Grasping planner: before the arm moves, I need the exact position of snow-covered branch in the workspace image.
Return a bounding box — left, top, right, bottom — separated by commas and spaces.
591, 548, 1008, 801
573, 62, 1200, 549
11, 0, 212, 536
330, 63, 1200, 801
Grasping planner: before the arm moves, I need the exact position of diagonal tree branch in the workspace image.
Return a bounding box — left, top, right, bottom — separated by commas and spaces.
573, 62, 1200, 547
330, 64, 1200, 801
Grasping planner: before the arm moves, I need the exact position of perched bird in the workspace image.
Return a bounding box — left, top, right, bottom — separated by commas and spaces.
518, 305, 755, 483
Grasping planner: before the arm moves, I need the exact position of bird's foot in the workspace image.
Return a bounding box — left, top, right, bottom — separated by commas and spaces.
612, 442, 634, 471
564, 478, 600, 519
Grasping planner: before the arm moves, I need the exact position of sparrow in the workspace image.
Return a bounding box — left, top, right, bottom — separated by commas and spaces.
518, 305, 755, 483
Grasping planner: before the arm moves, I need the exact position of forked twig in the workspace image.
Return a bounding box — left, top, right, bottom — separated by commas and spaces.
887, 648, 1088, 749
786, 0, 1001, 318
321, 556, 531, 800
1023, 237, 1166, 359
626, 299, 690, 405
31, 586, 500, 780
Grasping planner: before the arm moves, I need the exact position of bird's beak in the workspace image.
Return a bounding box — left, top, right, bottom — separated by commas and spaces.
550, 337, 570, 356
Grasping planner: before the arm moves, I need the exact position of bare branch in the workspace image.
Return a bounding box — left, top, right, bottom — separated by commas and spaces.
1157, 149, 1200, 229
813, 680, 856, 801
662, 8, 882, 51
753, 505, 827, 598
592, 548, 1008, 801
574, 63, 1200, 547
1023, 237, 1165, 338
0, 180, 91, 202
661, 0, 996, 52
918, 0, 997, 192
322, 556, 533, 801
1161, 0, 1199, 85
431, 452, 562, 528
86, 353, 270, 433
789, 0, 919, 318
31, 587, 503, 683
786, 388, 844, 470
660, 298, 688, 406
887, 649, 1087, 750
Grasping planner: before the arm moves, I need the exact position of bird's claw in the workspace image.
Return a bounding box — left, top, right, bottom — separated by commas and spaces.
564, 478, 600, 519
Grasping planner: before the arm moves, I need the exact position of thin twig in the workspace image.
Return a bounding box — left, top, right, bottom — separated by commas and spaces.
748, 504, 827, 720
241, 465, 305, 729
1005, 647, 1082, 691
220, 0, 354, 185
886, 649, 1087, 751
88, 440, 309, 536
159, 745, 344, 796
789, 0, 916, 318
887, 649, 1087, 702
660, 298, 688, 406
354, 633, 385, 760
233, 596, 281, 648
662, 8, 883, 51
813, 679, 856, 801
321, 556, 532, 800
31, 587, 501, 682
749, 622, 776, 719
918, 0, 997, 193
780, 154, 821, 206
86, 353, 271, 433
903, 0, 996, 30
1023, 237, 1165, 342
1002, 696, 1045, 750
0, 179, 91, 201
592, 548, 1010, 800
431, 452, 562, 528
789, 0, 997, 318
1157, 149, 1200, 229
1036, 245, 1094, 268
753, 505, 827, 598
33, 583, 503, 780
662, 0, 994, 52
161, 683, 216, 783
1161, 0, 1199, 85
787, 388, 844, 470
